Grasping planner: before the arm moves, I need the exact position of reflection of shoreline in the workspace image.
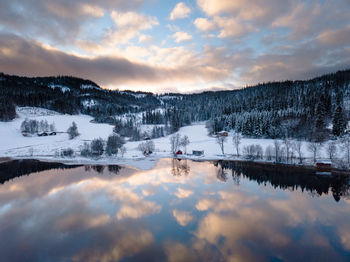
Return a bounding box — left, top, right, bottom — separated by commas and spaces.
1, 158, 350, 261
0, 160, 80, 184
2, 158, 350, 199
215, 160, 350, 202
5, 156, 350, 174
1, 158, 349, 201
0, 160, 123, 184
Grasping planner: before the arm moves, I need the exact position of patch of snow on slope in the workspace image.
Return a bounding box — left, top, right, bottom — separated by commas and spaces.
17, 107, 62, 117
48, 84, 70, 93
0, 107, 114, 157
81, 84, 98, 90
82, 99, 98, 107
118, 91, 147, 98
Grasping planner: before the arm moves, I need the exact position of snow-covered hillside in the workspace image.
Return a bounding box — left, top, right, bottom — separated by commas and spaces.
0, 107, 113, 157
0, 107, 340, 170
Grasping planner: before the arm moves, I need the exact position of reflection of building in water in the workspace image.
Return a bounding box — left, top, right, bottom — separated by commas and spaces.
171, 159, 190, 177
216, 160, 350, 202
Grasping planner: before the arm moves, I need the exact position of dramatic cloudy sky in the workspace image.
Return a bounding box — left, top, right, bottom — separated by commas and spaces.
0, 0, 349, 93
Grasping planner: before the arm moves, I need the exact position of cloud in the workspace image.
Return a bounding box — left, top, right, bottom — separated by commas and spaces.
0, 34, 230, 92
80, 4, 104, 17
0, 0, 144, 43
172, 209, 194, 226
1, 1, 350, 92
194, 18, 216, 31
197, 0, 294, 24
172, 31, 193, 43
138, 34, 153, 44
170, 2, 191, 20
196, 198, 215, 211
109, 11, 159, 44
317, 25, 350, 47
213, 16, 255, 38
108, 187, 161, 220
174, 188, 193, 198
239, 42, 350, 85
194, 16, 254, 39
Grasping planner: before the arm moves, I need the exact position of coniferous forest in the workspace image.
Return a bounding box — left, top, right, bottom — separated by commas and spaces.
1, 69, 350, 141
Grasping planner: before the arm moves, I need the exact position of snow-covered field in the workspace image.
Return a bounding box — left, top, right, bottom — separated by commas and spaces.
0, 107, 342, 170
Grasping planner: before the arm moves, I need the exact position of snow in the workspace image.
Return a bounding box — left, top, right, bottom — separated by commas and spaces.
118, 91, 147, 98
0, 107, 345, 170
16, 107, 61, 117
0, 107, 114, 158
80, 84, 99, 90
160, 95, 183, 100
48, 84, 70, 93
82, 99, 98, 107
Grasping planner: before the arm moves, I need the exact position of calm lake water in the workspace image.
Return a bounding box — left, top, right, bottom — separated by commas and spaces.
0, 159, 350, 262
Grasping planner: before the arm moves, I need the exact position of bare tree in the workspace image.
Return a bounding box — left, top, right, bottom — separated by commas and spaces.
216, 135, 227, 155
28, 147, 34, 156
292, 140, 303, 164
273, 140, 281, 162
106, 134, 125, 156
341, 135, 350, 165
326, 141, 337, 161
180, 135, 190, 154
307, 141, 323, 163
138, 140, 155, 156
283, 137, 293, 163
91, 138, 104, 156
67, 122, 79, 139
120, 146, 127, 158
265, 145, 274, 161
49, 122, 56, 132
232, 132, 242, 156
170, 134, 181, 155
243, 144, 263, 160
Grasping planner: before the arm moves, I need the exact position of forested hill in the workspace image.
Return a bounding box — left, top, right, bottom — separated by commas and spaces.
0, 73, 161, 121
162, 69, 350, 140
1, 69, 350, 140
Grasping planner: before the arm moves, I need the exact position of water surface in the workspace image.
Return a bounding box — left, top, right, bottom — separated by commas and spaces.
0, 159, 350, 262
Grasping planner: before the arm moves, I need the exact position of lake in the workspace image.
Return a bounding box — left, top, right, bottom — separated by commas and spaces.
0, 159, 350, 262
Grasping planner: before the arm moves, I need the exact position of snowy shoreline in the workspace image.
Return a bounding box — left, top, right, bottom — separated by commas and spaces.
1, 107, 349, 173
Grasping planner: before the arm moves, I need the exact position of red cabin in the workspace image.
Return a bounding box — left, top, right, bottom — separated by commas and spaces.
316, 162, 332, 168
176, 150, 183, 155
316, 161, 332, 172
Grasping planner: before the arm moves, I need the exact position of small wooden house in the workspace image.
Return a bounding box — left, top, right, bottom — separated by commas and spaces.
215, 131, 228, 137
192, 150, 204, 156
316, 161, 332, 172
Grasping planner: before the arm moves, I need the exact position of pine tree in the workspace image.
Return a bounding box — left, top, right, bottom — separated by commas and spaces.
315, 102, 325, 130
332, 104, 346, 136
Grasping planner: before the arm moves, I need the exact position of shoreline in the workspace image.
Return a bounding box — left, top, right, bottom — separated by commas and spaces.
2, 154, 349, 175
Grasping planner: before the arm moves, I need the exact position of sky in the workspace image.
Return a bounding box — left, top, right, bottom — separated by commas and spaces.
0, 0, 349, 93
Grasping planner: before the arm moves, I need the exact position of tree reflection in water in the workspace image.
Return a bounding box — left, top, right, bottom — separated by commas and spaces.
0, 159, 350, 261
214, 160, 350, 202
171, 159, 190, 177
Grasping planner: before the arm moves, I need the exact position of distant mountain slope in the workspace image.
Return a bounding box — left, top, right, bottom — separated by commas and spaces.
0, 73, 160, 119
159, 69, 350, 139
1, 69, 350, 139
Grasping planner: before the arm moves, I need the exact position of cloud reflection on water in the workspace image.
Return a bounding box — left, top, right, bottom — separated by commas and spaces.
0, 159, 349, 261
